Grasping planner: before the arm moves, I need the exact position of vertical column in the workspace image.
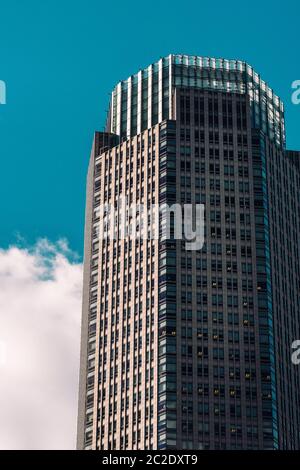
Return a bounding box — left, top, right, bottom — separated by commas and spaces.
116, 82, 122, 137
137, 71, 142, 135
148, 65, 153, 130
158, 59, 163, 123
127, 77, 132, 139
168, 54, 173, 120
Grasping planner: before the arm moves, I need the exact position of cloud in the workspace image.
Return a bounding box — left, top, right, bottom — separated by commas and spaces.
0, 239, 83, 450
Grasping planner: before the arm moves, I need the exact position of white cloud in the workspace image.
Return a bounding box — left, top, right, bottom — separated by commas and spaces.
0, 239, 83, 450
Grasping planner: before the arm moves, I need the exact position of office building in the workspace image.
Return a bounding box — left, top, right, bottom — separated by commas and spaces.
77, 55, 300, 450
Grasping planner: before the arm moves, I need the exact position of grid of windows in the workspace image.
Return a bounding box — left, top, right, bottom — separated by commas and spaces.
167, 90, 267, 449
81, 127, 161, 450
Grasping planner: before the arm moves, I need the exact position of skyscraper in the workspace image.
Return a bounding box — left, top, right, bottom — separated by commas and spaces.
77, 54, 300, 450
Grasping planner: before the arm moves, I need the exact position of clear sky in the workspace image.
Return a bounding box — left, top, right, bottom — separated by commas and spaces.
1, 0, 300, 257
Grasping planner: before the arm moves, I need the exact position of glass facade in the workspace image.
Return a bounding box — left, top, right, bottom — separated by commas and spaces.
106, 55, 285, 147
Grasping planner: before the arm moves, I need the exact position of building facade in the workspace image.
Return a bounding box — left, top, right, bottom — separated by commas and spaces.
77, 55, 300, 450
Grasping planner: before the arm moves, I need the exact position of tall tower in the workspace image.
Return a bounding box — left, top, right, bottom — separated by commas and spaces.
77, 55, 300, 450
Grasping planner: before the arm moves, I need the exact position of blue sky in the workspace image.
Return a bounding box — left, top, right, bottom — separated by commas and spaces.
0, 0, 299, 257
